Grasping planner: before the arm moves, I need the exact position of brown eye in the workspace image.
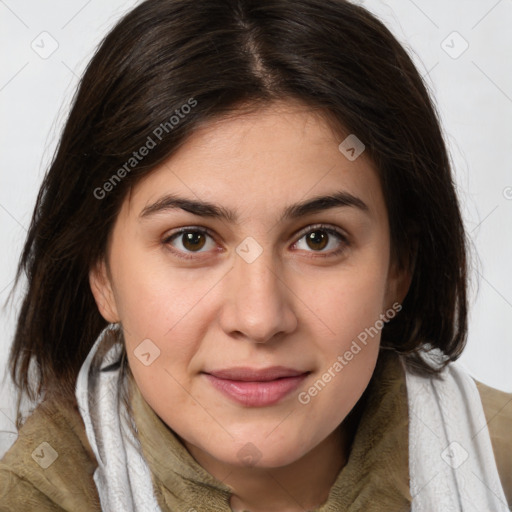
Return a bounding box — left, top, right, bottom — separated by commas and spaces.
164, 228, 216, 257
293, 225, 347, 256
181, 231, 207, 251
305, 230, 328, 251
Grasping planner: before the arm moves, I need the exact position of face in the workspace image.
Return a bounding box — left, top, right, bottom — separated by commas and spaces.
90, 100, 409, 470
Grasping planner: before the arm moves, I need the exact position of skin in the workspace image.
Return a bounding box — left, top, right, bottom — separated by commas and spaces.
90, 100, 410, 512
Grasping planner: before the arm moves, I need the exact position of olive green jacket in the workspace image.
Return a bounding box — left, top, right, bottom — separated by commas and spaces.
0, 354, 510, 511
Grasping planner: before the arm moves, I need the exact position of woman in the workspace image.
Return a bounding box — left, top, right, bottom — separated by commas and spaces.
1, 0, 510, 510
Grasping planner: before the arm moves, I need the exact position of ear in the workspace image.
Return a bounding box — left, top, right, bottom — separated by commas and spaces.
89, 259, 119, 323
385, 265, 412, 310
385, 238, 417, 310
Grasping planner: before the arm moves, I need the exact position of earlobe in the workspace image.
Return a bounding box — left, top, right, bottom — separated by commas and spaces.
89, 260, 119, 323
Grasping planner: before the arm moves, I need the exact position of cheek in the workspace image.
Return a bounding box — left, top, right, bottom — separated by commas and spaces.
109, 253, 212, 399
119, 272, 211, 422
296, 255, 390, 343
294, 276, 385, 431
294, 257, 389, 401
110, 239, 219, 338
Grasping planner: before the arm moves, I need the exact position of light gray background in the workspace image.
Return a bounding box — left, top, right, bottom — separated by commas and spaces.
1, 0, 511, 457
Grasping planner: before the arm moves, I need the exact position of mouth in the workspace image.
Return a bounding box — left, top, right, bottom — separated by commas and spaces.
202, 366, 311, 407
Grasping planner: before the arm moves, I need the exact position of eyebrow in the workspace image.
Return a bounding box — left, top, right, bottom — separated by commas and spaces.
139, 190, 369, 223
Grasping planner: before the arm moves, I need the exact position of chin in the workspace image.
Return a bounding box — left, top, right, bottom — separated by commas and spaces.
215, 435, 307, 469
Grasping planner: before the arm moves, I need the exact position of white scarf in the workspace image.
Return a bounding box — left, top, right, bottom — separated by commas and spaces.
75, 324, 161, 512
406, 358, 508, 511
76, 324, 508, 511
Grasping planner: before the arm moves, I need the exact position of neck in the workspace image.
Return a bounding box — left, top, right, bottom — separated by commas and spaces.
184, 424, 351, 512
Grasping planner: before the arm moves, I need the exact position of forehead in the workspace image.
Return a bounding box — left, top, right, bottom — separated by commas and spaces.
123, 100, 385, 223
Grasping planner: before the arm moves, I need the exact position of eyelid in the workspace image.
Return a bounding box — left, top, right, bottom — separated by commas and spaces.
290, 223, 349, 258
162, 225, 215, 243
162, 226, 218, 260
292, 223, 348, 243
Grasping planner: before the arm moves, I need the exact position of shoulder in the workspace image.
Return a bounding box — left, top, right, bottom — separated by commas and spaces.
475, 380, 512, 506
0, 395, 100, 511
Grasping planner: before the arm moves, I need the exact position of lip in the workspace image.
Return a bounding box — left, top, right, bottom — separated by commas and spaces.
203, 366, 310, 407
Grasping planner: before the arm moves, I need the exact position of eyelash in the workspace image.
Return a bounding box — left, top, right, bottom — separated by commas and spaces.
162, 224, 349, 261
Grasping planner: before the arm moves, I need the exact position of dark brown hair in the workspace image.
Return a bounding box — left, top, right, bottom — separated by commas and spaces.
8, 0, 468, 406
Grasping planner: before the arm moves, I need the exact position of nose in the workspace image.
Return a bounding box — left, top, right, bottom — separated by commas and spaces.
218, 249, 298, 343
